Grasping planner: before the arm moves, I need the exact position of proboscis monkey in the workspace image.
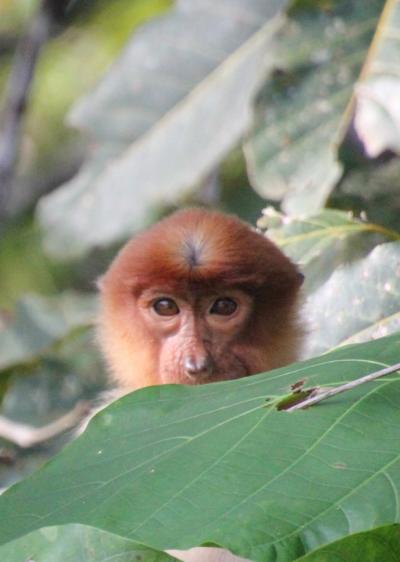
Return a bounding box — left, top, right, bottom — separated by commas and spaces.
97, 208, 304, 562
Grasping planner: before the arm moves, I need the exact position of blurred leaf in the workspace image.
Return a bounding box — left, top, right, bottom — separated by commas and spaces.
258, 208, 397, 292
2, 335, 103, 425
0, 0, 36, 33
0, 292, 97, 371
353, 0, 400, 157
0, 334, 400, 561
297, 524, 400, 562
339, 157, 400, 198
6, 0, 171, 216
0, 217, 70, 308
244, 0, 383, 215
335, 159, 400, 233
37, 0, 289, 258
305, 241, 400, 356
220, 146, 267, 225
0, 330, 105, 490
355, 78, 400, 157
0, 524, 174, 562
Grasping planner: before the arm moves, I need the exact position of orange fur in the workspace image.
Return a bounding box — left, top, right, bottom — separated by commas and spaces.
98, 208, 304, 390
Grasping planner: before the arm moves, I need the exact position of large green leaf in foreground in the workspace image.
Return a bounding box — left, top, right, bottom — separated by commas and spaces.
0, 335, 399, 561
0, 524, 173, 562
298, 524, 400, 562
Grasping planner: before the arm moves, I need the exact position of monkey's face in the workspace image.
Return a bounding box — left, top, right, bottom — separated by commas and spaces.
135, 288, 254, 385
98, 208, 304, 390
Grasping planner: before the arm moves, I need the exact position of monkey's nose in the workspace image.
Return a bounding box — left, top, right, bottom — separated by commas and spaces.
184, 355, 212, 378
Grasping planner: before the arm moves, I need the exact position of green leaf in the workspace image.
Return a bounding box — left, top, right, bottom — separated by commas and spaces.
258, 208, 396, 292
244, 0, 383, 214
330, 159, 400, 235
305, 241, 400, 356
338, 156, 400, 198
0, 524, 175, 562
353, 0, 400, 157
0, 292, 96, 370
37, 0, 289, 258
297, 524, 400, 562
0, 334, 400, 562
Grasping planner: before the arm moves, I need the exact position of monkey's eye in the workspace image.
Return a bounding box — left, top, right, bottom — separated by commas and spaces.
210, 297, 237, 316
153, 298, 180, 316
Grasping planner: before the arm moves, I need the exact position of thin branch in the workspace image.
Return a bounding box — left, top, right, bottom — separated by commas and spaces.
0, 401, 90, 448
286, 362, 400, 412
0, 0, 54, 212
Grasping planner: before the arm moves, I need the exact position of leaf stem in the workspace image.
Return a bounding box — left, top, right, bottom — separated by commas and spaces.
286, 362, 400, 412
368, 223, 400, 241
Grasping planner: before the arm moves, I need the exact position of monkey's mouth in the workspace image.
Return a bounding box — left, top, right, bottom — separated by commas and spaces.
163, 362, 250, 385
185, 371, 250, 385
206, 369, 251, 383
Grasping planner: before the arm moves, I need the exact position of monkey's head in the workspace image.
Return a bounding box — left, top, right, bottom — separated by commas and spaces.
98, 208, 304, 390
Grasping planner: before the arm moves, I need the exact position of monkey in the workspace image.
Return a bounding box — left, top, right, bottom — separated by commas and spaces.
98, 207, 304, 391
95, 208, 304, 562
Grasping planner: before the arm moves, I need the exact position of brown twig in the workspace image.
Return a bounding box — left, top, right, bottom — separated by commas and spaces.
286, 362, 400, 412
0, 401, 90, 448
0, 0, 54, 213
